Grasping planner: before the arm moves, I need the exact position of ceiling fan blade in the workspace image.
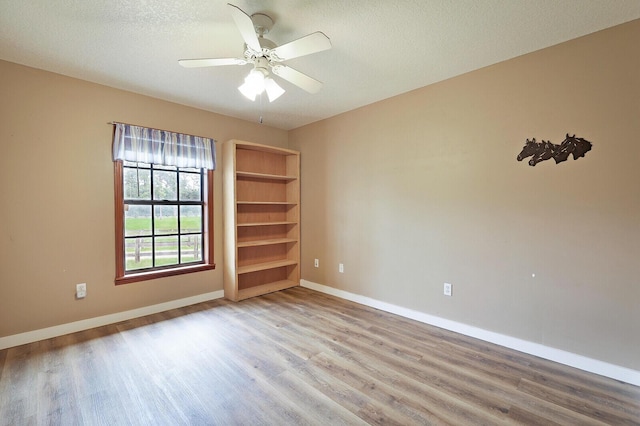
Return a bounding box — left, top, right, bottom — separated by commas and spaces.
271, 32, 331, 61
228, 3, 261, 52
178, 58, 247, 68
272, 65, 323, 94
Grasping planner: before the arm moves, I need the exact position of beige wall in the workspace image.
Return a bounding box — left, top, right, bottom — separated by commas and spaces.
0, 60, 288, 337
290, 20, 640, 370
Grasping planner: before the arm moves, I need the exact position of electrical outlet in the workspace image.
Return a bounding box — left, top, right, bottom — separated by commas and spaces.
314, 258, 319, 268
339, 263, 344, 273
443, 283, 452, 296
76, 283, 87, 299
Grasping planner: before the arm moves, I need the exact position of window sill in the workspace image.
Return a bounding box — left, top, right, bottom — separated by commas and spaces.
115, 263, 216, 285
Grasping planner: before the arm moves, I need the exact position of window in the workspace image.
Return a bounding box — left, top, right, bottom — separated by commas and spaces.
112, 123, 216, 284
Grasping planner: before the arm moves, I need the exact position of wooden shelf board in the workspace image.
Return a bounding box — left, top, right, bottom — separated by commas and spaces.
237, 259, 298, 275
237, 280, 299, 300
237, 221, 297, 227
236, 171, 297, 181
237, 201, 298, 205
237, 238, 298, 248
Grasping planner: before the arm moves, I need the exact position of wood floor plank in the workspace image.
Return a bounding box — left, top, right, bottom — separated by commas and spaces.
518, 377, 638, 425
292, 360, 418, 425
310, 350, 507, 425
272, 368, 370, 425
321, 326, 514, 422
526, 371, 640, 418
0, 287, 638, 425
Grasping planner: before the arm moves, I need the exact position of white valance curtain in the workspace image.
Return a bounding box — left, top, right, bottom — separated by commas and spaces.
112, 123, 216, 170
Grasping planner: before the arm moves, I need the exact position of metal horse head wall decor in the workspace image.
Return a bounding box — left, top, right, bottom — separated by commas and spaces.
517, 134, 593, 166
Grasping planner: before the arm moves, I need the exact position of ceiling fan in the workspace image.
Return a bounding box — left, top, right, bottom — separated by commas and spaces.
179, 3, 332, 102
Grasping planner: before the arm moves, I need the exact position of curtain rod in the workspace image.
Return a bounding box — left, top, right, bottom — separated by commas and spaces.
108, 121, 216, 142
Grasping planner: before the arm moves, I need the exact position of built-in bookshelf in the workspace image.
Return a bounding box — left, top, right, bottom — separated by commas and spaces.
222, 140, 300, 301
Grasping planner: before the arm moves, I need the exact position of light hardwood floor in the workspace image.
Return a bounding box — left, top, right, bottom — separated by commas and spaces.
1, 287, 638, 425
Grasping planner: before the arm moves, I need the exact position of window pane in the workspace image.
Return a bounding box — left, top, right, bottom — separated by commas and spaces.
125, 237, 152, 271
123, 168, 151, 200
125, 205, 152, 237
180, 205, 202, 233
181, 234, 202, 263
179, 172, 201, 201
153, 170, 177, 201
154, 205, 177, 235
155, 236, 179, 266
124, 161, 150, 168
154, 164, 177, 171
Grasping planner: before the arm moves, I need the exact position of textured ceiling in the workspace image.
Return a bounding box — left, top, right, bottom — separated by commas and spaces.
1, 1, 640, 130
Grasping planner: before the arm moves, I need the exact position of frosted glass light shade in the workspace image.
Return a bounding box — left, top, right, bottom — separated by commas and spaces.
245, 69, 265, 92
264, 78, 284, 102
238, 81, 257, 101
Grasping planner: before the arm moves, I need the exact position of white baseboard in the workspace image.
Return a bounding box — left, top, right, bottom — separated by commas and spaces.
0, 290, 224, 350
301, 279, 640, 387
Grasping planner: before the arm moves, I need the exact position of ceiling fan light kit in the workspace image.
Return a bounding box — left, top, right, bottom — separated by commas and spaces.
238, 57, 285, 102
179, 3, 331, 103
